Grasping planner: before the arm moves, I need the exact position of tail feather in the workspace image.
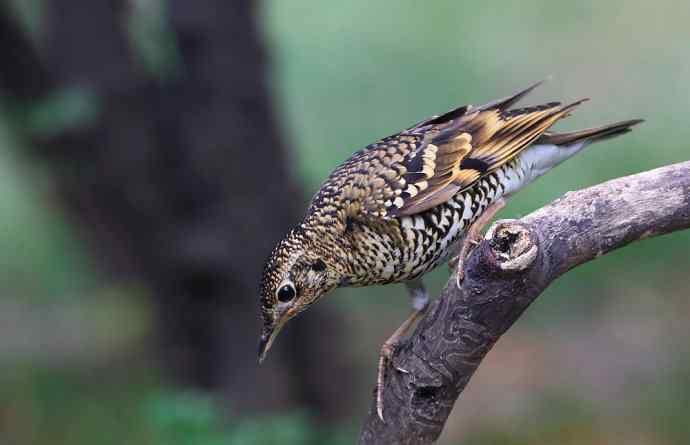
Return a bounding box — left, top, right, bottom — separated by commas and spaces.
479, 78, 549, 111
503, 118, 644, 196
537, 119, 644, 146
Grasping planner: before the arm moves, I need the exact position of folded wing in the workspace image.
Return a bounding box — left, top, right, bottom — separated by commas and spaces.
383, 84, 587, 216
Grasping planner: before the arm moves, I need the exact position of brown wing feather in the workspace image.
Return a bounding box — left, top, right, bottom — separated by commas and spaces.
389, 97, 588, 217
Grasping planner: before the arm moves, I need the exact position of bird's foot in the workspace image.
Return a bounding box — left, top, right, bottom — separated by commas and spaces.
453, 237, 481, 287
376, 342, 396, 422
376, 340, 412, 421
453, 198, 507, 287
376, 282, 428, 421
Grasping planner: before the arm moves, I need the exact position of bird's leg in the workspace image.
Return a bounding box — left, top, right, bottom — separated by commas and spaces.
376, 279, 429, 421
452, 197, 506, 285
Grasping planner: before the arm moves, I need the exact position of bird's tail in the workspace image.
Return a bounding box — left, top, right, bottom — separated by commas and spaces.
503, 118, 643, 195
536, 119, 644, 146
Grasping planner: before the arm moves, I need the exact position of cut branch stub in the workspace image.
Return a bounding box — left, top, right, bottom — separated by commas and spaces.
481, 220, 539, 275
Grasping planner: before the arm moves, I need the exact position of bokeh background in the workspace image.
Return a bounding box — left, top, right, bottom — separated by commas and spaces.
1, 1, 689, 444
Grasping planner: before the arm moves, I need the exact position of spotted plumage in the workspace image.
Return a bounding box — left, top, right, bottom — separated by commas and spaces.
258, 80, 642, 419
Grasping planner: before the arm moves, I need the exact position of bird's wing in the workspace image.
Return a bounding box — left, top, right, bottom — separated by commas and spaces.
358, 83, 587, 218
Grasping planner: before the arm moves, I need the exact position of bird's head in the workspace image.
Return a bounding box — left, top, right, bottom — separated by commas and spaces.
258, 227, 345, 362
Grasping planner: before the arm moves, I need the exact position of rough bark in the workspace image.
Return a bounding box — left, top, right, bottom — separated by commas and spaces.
359, 160, 690, 444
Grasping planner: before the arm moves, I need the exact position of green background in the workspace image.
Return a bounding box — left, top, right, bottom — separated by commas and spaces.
2, 1, 690, 444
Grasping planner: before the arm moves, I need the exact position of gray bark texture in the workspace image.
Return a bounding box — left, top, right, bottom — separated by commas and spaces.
359, 160, 690, 444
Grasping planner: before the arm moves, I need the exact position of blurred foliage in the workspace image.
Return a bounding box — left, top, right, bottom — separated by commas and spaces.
126, 0, 181, 80
4, 0, 43, 40
11, 87, 100, 137
2, 367, 350, 445
0, 113, 95, 299
142, 392, 347, 445
1, 1, 690, 444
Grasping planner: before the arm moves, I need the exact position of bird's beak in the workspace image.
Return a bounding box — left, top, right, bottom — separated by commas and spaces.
258, 311, 289, 363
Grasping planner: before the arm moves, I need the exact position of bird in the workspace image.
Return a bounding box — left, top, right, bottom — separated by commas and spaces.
258, 80, 642, 421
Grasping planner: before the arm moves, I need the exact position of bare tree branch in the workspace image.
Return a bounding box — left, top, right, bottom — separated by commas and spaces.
359, 160, 690, 445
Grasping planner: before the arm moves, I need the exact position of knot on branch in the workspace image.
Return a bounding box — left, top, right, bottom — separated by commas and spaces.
482, 220, 538, 274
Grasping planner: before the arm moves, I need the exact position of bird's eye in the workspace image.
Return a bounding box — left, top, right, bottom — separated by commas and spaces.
276, 283, 296, 303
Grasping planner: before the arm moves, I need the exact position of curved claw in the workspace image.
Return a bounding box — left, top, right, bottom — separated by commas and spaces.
395, 364, 409, 374
376, 351, 390, 421
454, 198, 508, 287
377, 398, 385, 422
455, 252, 470, 287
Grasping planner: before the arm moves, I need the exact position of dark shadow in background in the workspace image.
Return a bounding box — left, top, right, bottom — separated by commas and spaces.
0, 0, 353, 421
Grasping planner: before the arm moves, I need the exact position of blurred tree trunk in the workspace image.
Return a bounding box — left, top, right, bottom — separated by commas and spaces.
0, 0, 352, 420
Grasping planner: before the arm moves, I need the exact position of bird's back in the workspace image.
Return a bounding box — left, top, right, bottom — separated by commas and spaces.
299, 82, 642, 285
